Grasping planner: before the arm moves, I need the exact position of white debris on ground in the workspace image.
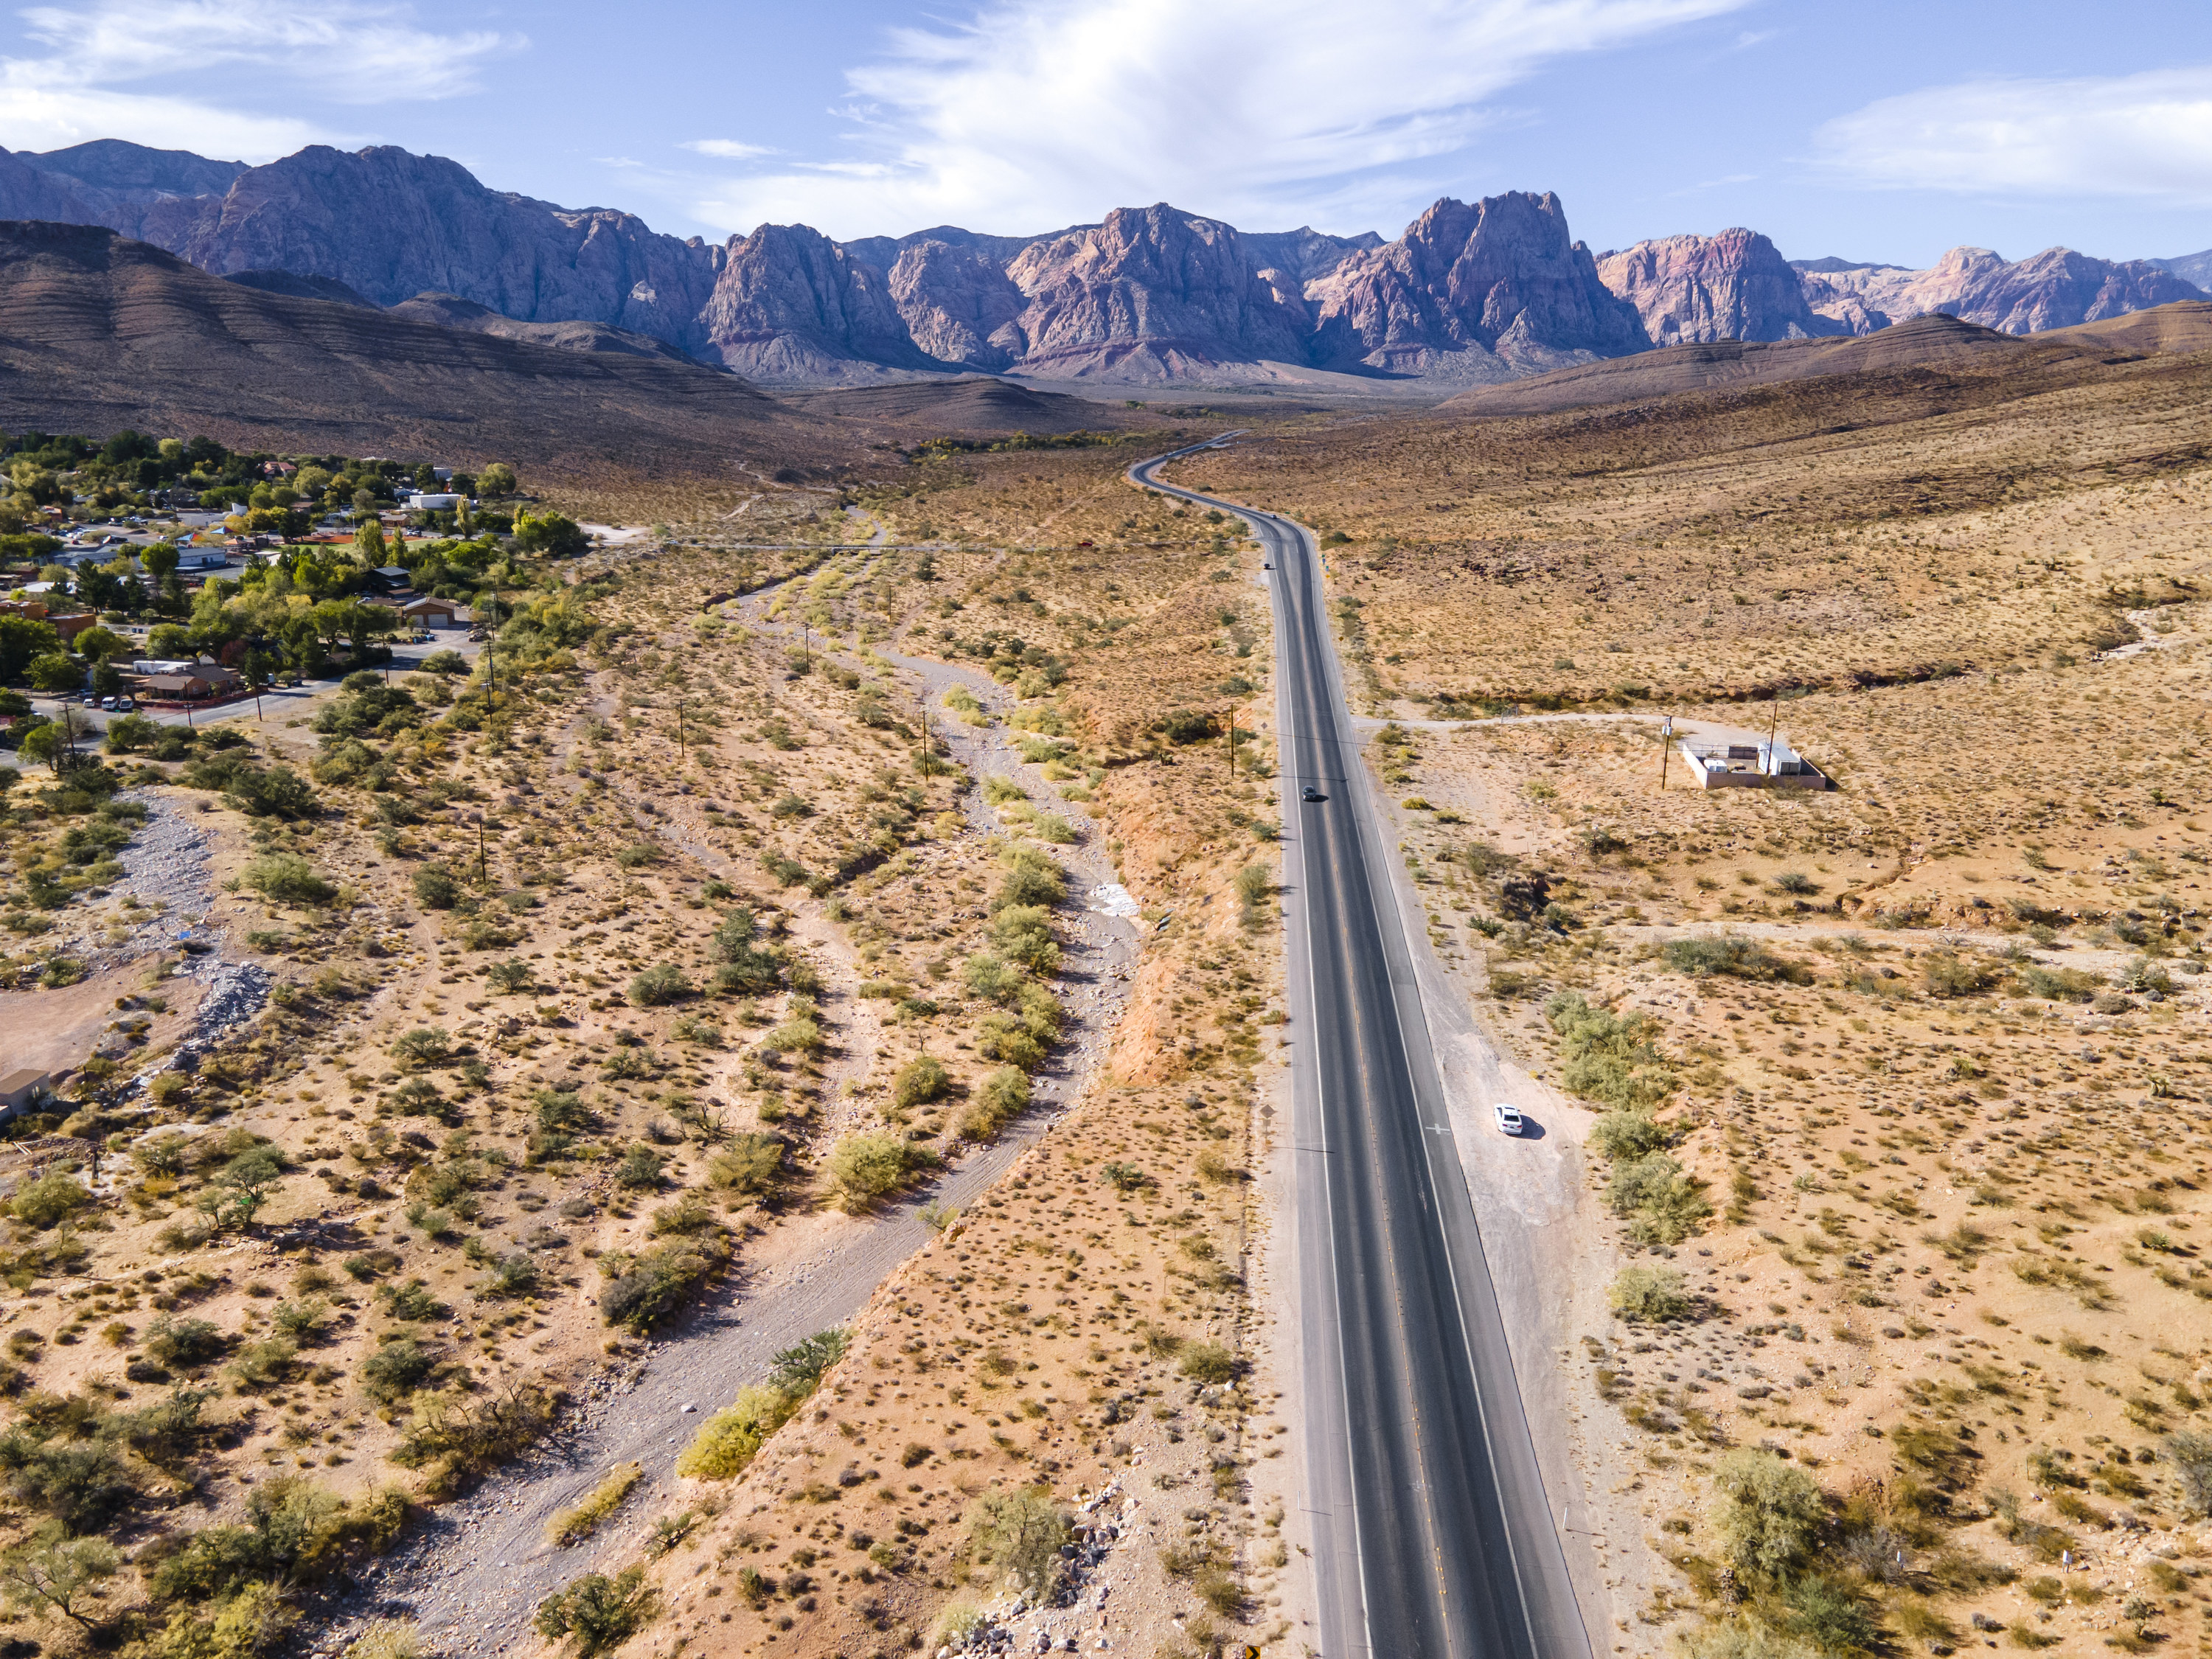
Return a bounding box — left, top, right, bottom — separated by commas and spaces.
1086, 883, 1139, 918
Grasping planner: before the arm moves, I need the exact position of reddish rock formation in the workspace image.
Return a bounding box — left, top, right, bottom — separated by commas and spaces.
1596, 228, 1843, 344
1306, 191, 1649, 383
1801, 246, 2203, 335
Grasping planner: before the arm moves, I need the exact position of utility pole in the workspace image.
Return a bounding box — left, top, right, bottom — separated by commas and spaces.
1659, 714, 1673, 793
476, 813, 487, 884
1225, 704, 1237, 782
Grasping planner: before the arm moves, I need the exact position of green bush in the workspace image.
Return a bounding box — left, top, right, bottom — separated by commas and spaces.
476, 1253, 539, 1300
2018, 964, 2104, 1003
534, 1566, 654, 1658
705, 1135, 782, 1195
145, 1315, 224, 1370
1608, 1154, 1711, 1245
990, 904, 1060, 973
411, 865, 459, 910
959, 1067, 1029, 1141
1711, 1449, 1824, 1581
614, 1146, 667, 1189
627, 963, 691, 1006
240, 852, 335, 907
597, 1234, 727, 1332
1180, 1341, 1238, 1384
2168, 1430, 2212, 1517
224, 764, 316, 819
674, 1385, 795, 1480
962, 1486, 1069, 1596
1661, 935, 1801, 982
770, 1328, 850, 1393
891, 1054, 951, 1110
993, 844, 1065, 911
361, 1339, 434, 1403
1545, 992, 1677, 1111
1589, 1110, 1672, 1163
821, 1133, 930, 1212
1609, 1266, 1690, 1323
10, 1172, 91, 1228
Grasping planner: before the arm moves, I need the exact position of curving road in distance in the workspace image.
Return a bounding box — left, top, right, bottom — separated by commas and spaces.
1129, 441, 1592, 1659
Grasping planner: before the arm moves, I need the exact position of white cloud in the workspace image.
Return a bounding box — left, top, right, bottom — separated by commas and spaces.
683, 139, 777, 160
693, 0, 1750, 239
1816, 66, 2212, 204
0, 0, 521, 159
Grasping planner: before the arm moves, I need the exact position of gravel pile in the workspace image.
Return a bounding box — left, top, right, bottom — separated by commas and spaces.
116, 793, 215, 920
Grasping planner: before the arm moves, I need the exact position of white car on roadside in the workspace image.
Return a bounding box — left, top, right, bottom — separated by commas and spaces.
1492, 1102, 1524, 1135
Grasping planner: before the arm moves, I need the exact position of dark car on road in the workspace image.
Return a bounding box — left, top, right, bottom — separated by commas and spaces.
1301, 785, 1324, 801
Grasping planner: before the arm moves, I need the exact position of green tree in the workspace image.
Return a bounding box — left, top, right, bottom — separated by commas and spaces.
477, 462, 517, 497
355, 518, 388, 565
142, 542, 181, 584
27, 653, 80, 694
0, 1534, 121, 1629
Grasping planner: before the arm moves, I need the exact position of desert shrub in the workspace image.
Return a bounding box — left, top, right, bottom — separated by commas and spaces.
1781, 1576, 1879, 1654
891, 1054, 951, 1110
361, 1339, 434, 1403
2017, 964, 2103, 1003
963, 950, 1023, 1006
1234, 863, 1272, 925
145, 1315, 223, 1370
1609, 1155, 1711, 1244
240, 852, 335, 907
1545, 992, 1677, 1111
342, 1621, 421, 1659
675, 1385, 794, 1480
1711, 1449, 1824, 1582
411, 865, 459, 909
960, 1066, 1029, 1141
1610, 1266, 1690, 1323
771, 1328, 849, 1393
547, 1464, 641, 1546
1923, 950, 2003, 998
1663, 935, 1800, 982
963, 1486, 1069, 1596
614, 1145, 667, 1189
705, 1135, 782, 1195
627, 963, 691, 1006
1590, 1110, 1672, 1162
597, 1234, 727, 1332
821, 1133, 931, 1212
709, 909, 781, 993
388, 1381, 557, 1497
390, 1026, 452, 1069
534, 1566, 653, 1659
223, 764, 316, 819
1674, 1621, 1818, 1659
1180, 1341, 1238, 1384
990, 903, 1060, 973
10, 1172, 90, 1228
10, 1436, 132, 1532
475, 1253, 539, 1300
2168, 1430, 2212, 1517
993, 844, 1065, 911
650, 1192, 712, 1237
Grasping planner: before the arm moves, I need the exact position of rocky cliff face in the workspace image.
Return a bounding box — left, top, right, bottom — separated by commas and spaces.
1800, 246, 2205, 335
1306, 191, 1649, 382
1596, 228, 1844, 344
889, 240, 1029, 369
18, 139, 246, 202
700, 221, 936, 380
1001, 204, 1311, 379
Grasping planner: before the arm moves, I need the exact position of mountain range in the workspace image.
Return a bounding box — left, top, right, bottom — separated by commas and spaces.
2, 138, 2207, 389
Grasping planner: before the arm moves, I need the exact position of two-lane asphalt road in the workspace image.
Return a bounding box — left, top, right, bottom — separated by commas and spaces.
1130, 444, 1590, 1659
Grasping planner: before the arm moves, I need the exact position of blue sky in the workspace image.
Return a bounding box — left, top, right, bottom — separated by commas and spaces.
3, 0, 2209, 265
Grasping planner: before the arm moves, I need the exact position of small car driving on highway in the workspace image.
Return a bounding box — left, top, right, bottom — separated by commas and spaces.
1492, 1102, 1524, 1135
1300, 785, 1323, 802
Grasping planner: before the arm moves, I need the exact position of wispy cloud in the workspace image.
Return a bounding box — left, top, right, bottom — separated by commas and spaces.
0, 0, 522, 158
694, 0, 1751, 239
682, 139, 777, 160
1816, 65, 2212, 204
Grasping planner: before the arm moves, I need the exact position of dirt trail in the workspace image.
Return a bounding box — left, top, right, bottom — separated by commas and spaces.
347, 559, 1139, 1658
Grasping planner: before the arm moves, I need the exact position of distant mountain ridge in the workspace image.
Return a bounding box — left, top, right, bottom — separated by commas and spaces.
0, 137, 2200, 386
